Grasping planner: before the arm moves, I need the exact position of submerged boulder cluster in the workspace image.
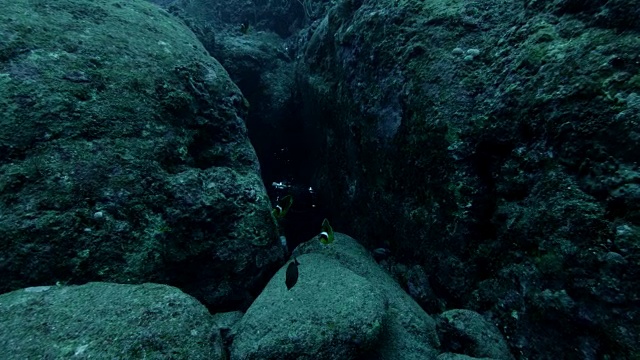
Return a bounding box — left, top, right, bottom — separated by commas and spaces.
1, 0, 639, 358
1, 234, 510, 360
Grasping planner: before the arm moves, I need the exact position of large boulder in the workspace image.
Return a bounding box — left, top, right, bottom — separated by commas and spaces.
0, 282, 217, 359
0, 0, 283, 310
231, 253, 387, 360
231, 232, 440, 359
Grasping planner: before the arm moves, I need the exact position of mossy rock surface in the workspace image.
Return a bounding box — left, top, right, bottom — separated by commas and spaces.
0, 0, 283, 310
0, 282, 216, 359
297, 0, 640, 357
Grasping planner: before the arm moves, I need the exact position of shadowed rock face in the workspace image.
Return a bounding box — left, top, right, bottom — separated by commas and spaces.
437, 309, 513, 360
295, 0, 640, 357
0, 0, 283, 310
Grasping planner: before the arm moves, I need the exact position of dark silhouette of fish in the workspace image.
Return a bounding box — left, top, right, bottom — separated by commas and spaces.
285, 258, 300, 290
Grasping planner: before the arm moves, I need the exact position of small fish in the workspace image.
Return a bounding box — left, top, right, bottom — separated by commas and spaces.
372, 248, 391, 261
285, 258, 300, 290
240, 21, 250, 35
272, 195, 293, 220
319, 218, 334, 244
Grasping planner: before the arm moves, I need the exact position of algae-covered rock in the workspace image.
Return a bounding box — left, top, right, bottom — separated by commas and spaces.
230, 252, 387, 360
231, 232, 440, 359
0, 0, 282, 310
292, 233, 441, 360
437, 309, 513, 360
297, 0, 640, 356
0, 282, 217, 359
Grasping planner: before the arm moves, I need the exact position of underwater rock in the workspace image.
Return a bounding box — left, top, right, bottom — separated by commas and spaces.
293, 233, 441, 359
437, 309, 514, 360
233, 232, 440, 360
0, 0, 282, 310
437, 353, 494, 360
230, 252, 386, 360
0, 283, 217, 359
